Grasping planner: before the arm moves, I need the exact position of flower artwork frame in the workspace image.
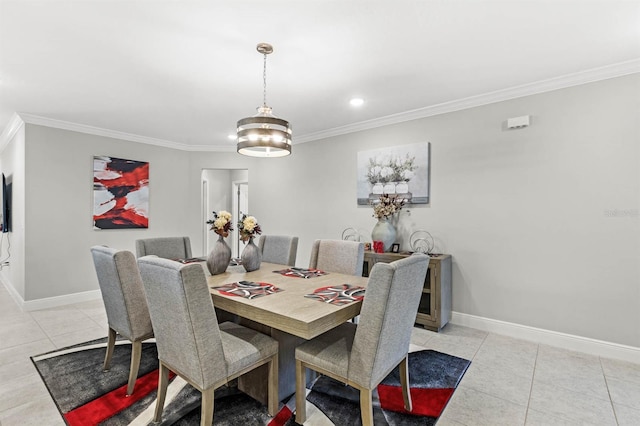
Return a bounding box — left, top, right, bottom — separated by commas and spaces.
93, 156, 149, 229
357, 142, 430, 205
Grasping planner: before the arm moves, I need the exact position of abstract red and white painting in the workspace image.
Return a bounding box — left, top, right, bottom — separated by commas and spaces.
93, 156, 149, 229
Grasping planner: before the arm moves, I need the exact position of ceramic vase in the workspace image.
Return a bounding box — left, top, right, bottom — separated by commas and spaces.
383, 182, 397, 194
241, 237, 262, 272
371, 218, 397, 252
207, 234, 231, 275
372, 182, 384, 194
396, 181, 409, 194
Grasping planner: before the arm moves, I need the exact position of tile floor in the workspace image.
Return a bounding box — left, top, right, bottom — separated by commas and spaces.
1, 282, 639, 426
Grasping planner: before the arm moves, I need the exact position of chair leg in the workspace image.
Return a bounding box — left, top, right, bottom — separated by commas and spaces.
103, 327, 116, 371
200, 388, 215, 426
399, 355, 412, 412
126, 340, 142, 396
153, 362, 170, 423
267, 353, 279, 416
295, 360, 306, 424
359, 388, 374, 426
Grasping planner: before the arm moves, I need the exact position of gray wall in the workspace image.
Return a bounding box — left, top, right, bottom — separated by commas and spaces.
233, 74, 640, 347
23, 125, 193, 300
2, 73, 638, 348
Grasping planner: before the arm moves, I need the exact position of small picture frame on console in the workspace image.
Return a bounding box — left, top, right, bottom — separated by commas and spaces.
391, 243, 400, 253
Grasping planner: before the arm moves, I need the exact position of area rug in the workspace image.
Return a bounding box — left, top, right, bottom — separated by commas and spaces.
32, 338, 469, 425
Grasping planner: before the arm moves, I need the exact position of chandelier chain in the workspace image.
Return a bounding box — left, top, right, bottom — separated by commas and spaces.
262, 53, 268, 107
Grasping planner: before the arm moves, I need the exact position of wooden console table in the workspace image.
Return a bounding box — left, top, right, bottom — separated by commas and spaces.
362, 252, 452, 331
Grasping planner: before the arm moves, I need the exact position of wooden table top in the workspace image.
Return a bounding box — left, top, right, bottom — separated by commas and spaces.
207, 262, 369, 340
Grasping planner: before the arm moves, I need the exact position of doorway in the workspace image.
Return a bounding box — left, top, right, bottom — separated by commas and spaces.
232, 180, 249, 258
201, 169, 249, 257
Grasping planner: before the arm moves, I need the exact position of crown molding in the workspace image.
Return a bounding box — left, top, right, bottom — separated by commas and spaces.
295, 58, 640, 144
17, 113, 196, 150
3, 59, 638, 151
0, 113, 26, 152
15, 113, 238, 152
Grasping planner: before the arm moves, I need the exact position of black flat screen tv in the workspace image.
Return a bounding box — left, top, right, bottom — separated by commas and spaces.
2, 173, 10, 233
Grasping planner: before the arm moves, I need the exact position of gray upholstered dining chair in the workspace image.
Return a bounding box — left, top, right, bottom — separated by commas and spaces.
135, 236, 192, 259
295, 254, 430, 426
257, 235, 299, 266
90, 245, 154, 396
137, 256, 279, 425
308, 239, 365, 276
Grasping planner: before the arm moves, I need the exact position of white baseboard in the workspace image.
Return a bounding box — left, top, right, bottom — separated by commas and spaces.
0, 276, 101, 311
451, 311, 640, 364
22, 289, 102, 311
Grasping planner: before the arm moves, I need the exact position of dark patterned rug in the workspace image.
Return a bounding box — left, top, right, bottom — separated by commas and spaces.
32, 338, 469, 425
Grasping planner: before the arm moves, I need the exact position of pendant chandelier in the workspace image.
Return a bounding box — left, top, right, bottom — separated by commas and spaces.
236, 43, 292, 157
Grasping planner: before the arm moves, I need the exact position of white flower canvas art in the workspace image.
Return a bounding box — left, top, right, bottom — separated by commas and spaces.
356, 142, 430, 205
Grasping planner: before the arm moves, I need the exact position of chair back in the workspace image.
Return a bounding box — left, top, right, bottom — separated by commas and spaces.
309, 239, 364, 276
90, 246, 153, 341
135, 237, 192, 259
348, 254, 429, 389
258, 235, 299, 266
137, 256, 226, 390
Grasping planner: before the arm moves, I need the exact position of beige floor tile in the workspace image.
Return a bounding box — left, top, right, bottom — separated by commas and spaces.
614, 403, 640, 426
440, 323, 489, 340
528, 380, 617, 425
442, 387, 527, 426
0, 320, 48, 351
421, 329, 484, 360
0, 372, 50, 412
434, 415, 468, 426
459, 359, 532, 406
49, 325, 108, 349
525, 408, 583, 425
410, 325, 436, 347
606, 376, 640, 410
473, 334, 538, 377
0, 395, 64, 426
89, 312, 108, 329
601, 357, 640, 385
30, 306, 97, 338
534, 345, 609, 401
0, 339, 55, 364
0, 357, 40, 383
70, 299, 106, 319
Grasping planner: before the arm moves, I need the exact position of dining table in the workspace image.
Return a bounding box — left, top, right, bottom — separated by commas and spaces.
205, 262, 370, 402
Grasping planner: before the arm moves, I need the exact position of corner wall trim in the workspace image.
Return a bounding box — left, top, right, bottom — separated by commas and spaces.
451, 311, 640, 364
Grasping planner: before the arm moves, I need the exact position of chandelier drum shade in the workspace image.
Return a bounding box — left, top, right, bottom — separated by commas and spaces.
237, 43, 292, 157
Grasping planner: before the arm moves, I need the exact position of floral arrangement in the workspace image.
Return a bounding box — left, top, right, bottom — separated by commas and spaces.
366, 154, 417, 184
237, 212, 262, 242
206, 210, 233, 237
372, 194, 406, 220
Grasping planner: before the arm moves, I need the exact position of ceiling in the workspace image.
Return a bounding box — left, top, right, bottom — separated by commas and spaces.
1, 1, 639, 150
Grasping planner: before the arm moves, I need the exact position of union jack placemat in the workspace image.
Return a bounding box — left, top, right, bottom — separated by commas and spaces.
274, 267, 328, 279
212, 280, 282, 299
305, 284, 365, 305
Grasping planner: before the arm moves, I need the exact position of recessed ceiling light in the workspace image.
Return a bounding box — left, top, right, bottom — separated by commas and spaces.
228, 134, 237, 140
350, 98, 364, 107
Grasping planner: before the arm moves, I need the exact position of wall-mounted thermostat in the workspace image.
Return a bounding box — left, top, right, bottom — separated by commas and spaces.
507, 115, 530, 129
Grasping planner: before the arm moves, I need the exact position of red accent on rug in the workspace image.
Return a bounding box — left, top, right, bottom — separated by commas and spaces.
267, 405, 293, 426
64, 368, 174, 426
377, 384, 454, 417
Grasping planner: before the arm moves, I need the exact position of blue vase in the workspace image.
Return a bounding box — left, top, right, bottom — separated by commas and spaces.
371, 218, 396, 252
